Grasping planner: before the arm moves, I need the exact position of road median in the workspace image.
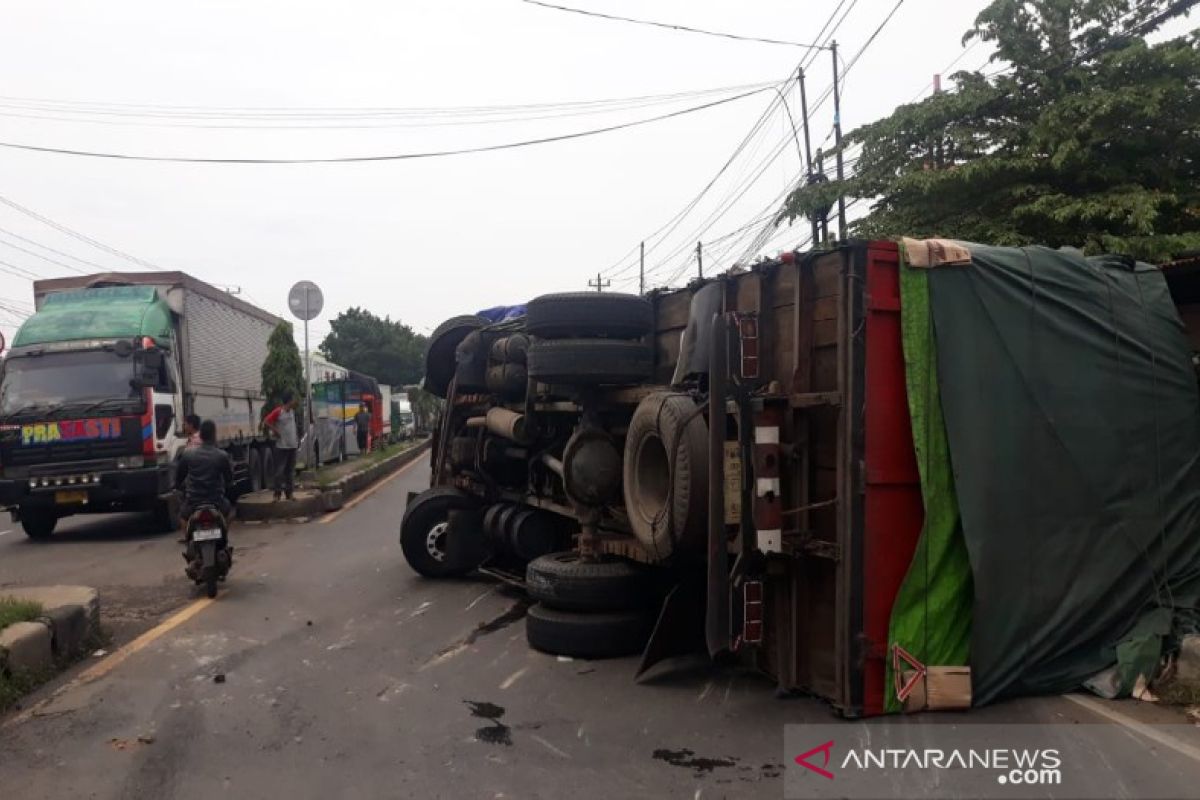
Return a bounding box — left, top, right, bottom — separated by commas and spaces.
0, 586, 101, 710
239, 438, 431, 522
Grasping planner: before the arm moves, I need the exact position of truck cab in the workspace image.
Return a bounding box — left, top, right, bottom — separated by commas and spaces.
0, 287, 185, 538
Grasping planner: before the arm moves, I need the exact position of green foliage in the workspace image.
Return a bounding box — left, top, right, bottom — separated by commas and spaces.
261, 322, 305, 407
0, 597, 42, 630
403, 383, 442, 433
783, 0, 1200, 262
319, 308, 427, 388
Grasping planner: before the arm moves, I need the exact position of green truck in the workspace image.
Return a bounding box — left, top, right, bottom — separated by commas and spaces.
0, 272, 282, 539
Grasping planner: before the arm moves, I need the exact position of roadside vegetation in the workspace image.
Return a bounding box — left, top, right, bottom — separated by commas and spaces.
0, 597, 41, 631
0, 597, 45, 710
304, 438, 423, 488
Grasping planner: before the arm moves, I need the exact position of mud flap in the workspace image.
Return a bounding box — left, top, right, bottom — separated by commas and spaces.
636, 577, 707, 681
444, 508, 489, 570
200, 541, 217, 570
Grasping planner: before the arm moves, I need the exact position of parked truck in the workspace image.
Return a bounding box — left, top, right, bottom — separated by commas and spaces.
404, 239, 1200, 716
0, 271, 283, 539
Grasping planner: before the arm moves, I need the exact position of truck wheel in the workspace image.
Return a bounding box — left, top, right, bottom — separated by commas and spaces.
152, 495, 180, 533
525, 603, 653, 659
248, 449, 264, 492
623, 392, 708, 562
526, 551, 652, 612
20, 510, 57, 540
425, 315, 489, 398
400, 487, 481, 578
526, 292, 653, 339
260, 448, 275, 491
527, 339, 653, 385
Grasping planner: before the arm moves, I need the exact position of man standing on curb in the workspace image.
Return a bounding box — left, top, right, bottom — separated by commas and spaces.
355, 402, 371, 455
264, 390, 299, 501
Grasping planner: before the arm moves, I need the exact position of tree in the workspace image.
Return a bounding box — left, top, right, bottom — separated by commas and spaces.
261, 322, 305, 408
403, 384, 442, 434
783, 0, 1200, 262
319, 308, 427, 387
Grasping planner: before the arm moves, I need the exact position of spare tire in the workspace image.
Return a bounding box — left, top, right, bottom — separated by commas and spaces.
526, 551, 652, 612
526, 292, 653, 339
525, 603, 653, 659
424, 315, 488, 398
527, 339, 653, 385
622, 392, 708, 562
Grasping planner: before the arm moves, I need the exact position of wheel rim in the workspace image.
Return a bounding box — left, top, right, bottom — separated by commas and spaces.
425, 521, 449, 562
634, 433, 671, 524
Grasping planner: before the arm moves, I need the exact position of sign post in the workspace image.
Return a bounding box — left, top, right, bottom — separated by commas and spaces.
287, 281, 324, 459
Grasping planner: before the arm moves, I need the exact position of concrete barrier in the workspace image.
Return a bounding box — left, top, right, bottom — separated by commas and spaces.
0, 586, 100, 678
238, 438, 431, 522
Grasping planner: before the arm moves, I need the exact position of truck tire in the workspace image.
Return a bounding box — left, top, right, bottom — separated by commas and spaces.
525, 603, 653, 659
400, 487, 481, 578
526, 551, 652, 612
623, 392, 708, 562
455, 329, 496, 392
20, 510, 57, 540
425, 315, 489, 398
526, 292, 653, 340
248, 449, 264, 492
527, 339, 653, 385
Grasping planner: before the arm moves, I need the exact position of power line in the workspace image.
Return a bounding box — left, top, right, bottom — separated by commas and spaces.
0, 82, 776, 129
0, 235, 89, 274
0, 86, 772, 164
0, 226, 115, 272
521, 0, 831, 49
0, 194, 164, 271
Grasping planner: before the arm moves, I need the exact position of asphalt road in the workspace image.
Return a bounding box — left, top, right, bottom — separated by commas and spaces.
2, 453, 1199, 799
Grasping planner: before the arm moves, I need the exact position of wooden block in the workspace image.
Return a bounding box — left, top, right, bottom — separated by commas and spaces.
901, 666, 972, 713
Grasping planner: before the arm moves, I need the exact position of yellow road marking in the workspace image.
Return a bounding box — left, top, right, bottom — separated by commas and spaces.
5, 597, 215, 728
320, 451, 429, 525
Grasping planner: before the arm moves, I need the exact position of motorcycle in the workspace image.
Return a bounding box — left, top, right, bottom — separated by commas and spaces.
183, 504, 233, 598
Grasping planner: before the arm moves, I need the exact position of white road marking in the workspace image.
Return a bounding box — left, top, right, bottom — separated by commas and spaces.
465, 586, 499, 611
531, 734, 571, 759
499, 667, 529, 690
0, 529, 10, 537
1062, 693, 1200, 763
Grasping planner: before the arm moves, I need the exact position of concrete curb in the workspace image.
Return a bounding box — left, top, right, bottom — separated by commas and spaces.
0, 586, 101, 676
238, 438, 431, 522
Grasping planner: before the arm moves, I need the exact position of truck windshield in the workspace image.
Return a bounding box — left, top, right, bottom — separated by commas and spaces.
0, 350, 140, 416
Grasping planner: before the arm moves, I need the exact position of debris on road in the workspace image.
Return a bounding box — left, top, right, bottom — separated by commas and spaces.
214, 673, 226, 684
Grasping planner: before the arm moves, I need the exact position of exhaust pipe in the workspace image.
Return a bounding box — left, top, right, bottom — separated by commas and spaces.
486, 407, 528, 443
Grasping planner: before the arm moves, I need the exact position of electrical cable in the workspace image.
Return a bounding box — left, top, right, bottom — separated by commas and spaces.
0, 194, 164, 271
520, 0, 830, 49
0, 87, 773, 164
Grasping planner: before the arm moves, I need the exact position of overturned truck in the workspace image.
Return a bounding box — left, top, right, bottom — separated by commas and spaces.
403, 240, 1200, 716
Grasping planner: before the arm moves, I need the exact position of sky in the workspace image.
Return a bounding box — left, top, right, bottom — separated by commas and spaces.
0, 0, 1183, 349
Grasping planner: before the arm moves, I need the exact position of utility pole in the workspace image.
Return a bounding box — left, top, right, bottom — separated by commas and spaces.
639, 241, 645, 295
588, 272, 611, 292
696, 241, 703, 279
798, 67, 819, 249
831, 41, 847, 243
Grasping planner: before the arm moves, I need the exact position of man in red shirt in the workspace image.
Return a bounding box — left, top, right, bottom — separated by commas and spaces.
263, 391, 299, 501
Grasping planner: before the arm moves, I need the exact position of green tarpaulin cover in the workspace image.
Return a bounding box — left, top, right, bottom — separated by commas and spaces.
14, 286, 172, 348
892, 243, 1200, 706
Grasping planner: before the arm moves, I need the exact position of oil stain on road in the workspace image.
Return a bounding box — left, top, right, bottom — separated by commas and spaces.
465, 700, 512, 746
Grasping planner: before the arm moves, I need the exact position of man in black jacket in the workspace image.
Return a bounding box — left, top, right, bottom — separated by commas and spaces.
176, 420, 235, 525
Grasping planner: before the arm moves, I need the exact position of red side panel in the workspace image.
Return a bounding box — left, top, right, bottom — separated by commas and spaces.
861, 242, 924, 716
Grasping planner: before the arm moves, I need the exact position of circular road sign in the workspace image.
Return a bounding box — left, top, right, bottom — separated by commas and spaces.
287, 281, 324, 322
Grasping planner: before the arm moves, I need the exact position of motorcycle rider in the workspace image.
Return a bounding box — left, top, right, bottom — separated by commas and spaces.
176, 419, 236, 528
